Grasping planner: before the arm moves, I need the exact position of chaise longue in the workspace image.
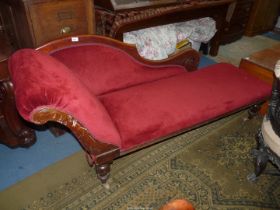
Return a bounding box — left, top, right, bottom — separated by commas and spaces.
8, 35, 271, 184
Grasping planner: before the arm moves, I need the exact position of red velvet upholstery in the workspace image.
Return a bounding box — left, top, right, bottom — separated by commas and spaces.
9, 49, 122, 146
99, 63, 271, 150
8, 47, 271, 153
50, 44, 185, 95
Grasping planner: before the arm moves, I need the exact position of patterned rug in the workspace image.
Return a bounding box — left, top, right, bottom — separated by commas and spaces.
1, 111, 279, 209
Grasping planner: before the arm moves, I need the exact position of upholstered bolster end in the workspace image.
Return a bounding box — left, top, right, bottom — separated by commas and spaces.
8, 49, 122, 147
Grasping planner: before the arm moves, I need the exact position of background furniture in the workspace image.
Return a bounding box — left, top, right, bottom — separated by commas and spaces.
239, 44, 280, 85
221, 0, 254, 44
0, 0, 95, 49
0, 12, 37, 148
239, 44, 280, 114
248, 60, 280, 181
0, 0, 96, 147
94, 0, 235, 56
0, 13, 36, 148
245, 0, 280, 36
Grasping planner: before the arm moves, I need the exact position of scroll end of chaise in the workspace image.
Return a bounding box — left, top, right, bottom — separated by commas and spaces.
31, 108, 120, 183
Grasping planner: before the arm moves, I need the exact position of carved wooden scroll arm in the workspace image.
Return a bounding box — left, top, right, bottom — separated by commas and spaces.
124, 46, 200, 72
31, 108, 120, 165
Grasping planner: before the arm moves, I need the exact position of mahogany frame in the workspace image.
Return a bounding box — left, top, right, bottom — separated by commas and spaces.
36, 34, 201, 183
37, 35, 200, 71
1, 35, 269, 184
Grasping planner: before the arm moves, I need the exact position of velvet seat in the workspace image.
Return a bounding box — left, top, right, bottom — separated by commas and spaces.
100, 63, 271, 150
8, 35, 271, 184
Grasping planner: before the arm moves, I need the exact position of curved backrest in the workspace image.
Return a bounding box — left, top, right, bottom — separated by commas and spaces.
8, 49, 122, 147
49, 43, 186, 95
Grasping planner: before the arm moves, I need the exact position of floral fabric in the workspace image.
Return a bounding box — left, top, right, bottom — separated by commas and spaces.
123, 17, 216, 60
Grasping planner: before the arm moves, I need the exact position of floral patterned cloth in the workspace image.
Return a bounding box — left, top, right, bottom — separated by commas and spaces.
123, 17, 216, 60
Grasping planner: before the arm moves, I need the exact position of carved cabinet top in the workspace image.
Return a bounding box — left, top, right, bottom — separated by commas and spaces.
94, 0, 234, 11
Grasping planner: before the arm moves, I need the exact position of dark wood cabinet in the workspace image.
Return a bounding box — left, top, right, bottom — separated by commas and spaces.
0, 0, 95, 148
1, 0, 95, 49
95, 0, 235, 56
245, 0, 280, 36
221, 0, 254, 44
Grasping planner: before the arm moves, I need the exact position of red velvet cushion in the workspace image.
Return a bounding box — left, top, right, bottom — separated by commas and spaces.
50, 44, 185, 95
9, 49, 122, 146
99, 63, 271, 151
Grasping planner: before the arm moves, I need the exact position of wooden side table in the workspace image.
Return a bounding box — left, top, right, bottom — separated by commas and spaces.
239, 44, 280, 84
239, 44, 280, 114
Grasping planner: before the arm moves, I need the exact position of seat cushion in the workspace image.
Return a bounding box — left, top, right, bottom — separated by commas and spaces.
262, 117, 280, 156
50, 44, 186, 95
99, 63, 271, 151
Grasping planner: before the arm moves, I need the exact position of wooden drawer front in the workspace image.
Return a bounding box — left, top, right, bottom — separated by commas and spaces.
28, 0, 88, 46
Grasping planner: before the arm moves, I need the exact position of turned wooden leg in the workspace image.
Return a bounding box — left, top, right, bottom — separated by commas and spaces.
95, 163, 111, 184
247, 104, 261, 119
49, 126, 66, 137
84, 147, 119, 186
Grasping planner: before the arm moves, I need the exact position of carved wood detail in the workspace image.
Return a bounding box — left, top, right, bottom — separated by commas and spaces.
32, 108, 120, 165
32, 108, 119, 183
95, 0, 234, 56
249, 77, 280, 181
267, 78, 280, 136
37, 35, 200, 71
95, 163, 112, 184
0, 78, 36, 147
248, 129, 280, 181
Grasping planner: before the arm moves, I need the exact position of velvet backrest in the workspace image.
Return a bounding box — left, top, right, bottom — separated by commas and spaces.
8, 49, 122, 147
50, 44, 186, 95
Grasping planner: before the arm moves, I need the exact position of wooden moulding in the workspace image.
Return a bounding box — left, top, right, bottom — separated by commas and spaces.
37, 34, 200, 71
240, 58, 274, 85
32, 108, 120, 165
95, 0, 234, 56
